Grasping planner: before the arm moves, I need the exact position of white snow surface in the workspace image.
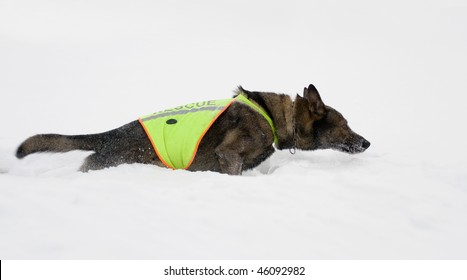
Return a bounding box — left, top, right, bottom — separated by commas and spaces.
1, 0, 467, 259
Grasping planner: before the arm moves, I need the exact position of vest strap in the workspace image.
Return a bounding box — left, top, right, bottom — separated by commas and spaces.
235, 94, 279, 145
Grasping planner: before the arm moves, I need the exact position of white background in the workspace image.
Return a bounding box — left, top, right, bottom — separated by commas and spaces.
2, 260, 467, 280
1, 0, 467, 259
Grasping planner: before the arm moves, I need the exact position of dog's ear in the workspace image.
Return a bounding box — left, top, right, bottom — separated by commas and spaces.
294, 94, 310, 118
294, 93, 313, 131
304, 84, 326, 116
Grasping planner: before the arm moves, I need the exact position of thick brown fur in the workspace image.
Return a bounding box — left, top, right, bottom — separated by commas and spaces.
16, 84, 370, 175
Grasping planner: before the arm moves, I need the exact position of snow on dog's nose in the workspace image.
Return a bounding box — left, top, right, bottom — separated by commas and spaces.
338, 135, 371, 154
350, 137, 371, 153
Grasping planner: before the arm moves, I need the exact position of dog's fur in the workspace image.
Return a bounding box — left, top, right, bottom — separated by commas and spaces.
16, 84, 370, 175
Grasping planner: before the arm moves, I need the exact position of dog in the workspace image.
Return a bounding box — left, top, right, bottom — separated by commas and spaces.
16, 84, 370, 175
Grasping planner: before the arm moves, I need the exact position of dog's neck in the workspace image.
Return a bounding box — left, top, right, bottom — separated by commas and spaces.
236, 88, 295, 149
263, 94, 295, 150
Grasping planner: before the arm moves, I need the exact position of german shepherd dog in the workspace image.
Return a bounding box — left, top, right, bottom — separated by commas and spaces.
16, 84, 370, 175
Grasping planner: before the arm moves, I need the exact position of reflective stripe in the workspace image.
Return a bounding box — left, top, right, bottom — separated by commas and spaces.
141, 106, 227, 122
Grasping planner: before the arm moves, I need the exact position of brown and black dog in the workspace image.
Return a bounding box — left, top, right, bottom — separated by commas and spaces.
16, 84, 370, 175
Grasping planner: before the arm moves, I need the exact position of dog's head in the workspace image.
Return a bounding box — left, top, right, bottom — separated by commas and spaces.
293, 84, 370, 154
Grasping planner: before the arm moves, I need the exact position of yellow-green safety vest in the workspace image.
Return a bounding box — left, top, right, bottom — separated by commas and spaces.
139, 94, 277, 170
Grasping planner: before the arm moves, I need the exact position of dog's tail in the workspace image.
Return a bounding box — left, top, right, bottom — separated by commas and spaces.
16, 133, 104, 159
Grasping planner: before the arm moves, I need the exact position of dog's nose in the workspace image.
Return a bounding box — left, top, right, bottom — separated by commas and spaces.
362, 139, 371, 149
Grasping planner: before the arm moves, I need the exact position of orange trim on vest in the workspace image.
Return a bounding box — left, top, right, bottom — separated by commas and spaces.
138, 118, 174, 170
184, 98, 236, 170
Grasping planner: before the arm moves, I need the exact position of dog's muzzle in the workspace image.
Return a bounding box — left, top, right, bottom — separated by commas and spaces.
335, 137, 371, 154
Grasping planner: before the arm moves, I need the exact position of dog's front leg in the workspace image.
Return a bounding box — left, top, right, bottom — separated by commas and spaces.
215, 130, 247, 175
216, 150, 243, 175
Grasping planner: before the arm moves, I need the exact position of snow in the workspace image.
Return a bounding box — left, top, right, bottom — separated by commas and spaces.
1, 0, 467, 259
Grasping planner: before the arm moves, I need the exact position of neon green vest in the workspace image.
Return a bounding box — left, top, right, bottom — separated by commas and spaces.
139, 94, 277, 170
